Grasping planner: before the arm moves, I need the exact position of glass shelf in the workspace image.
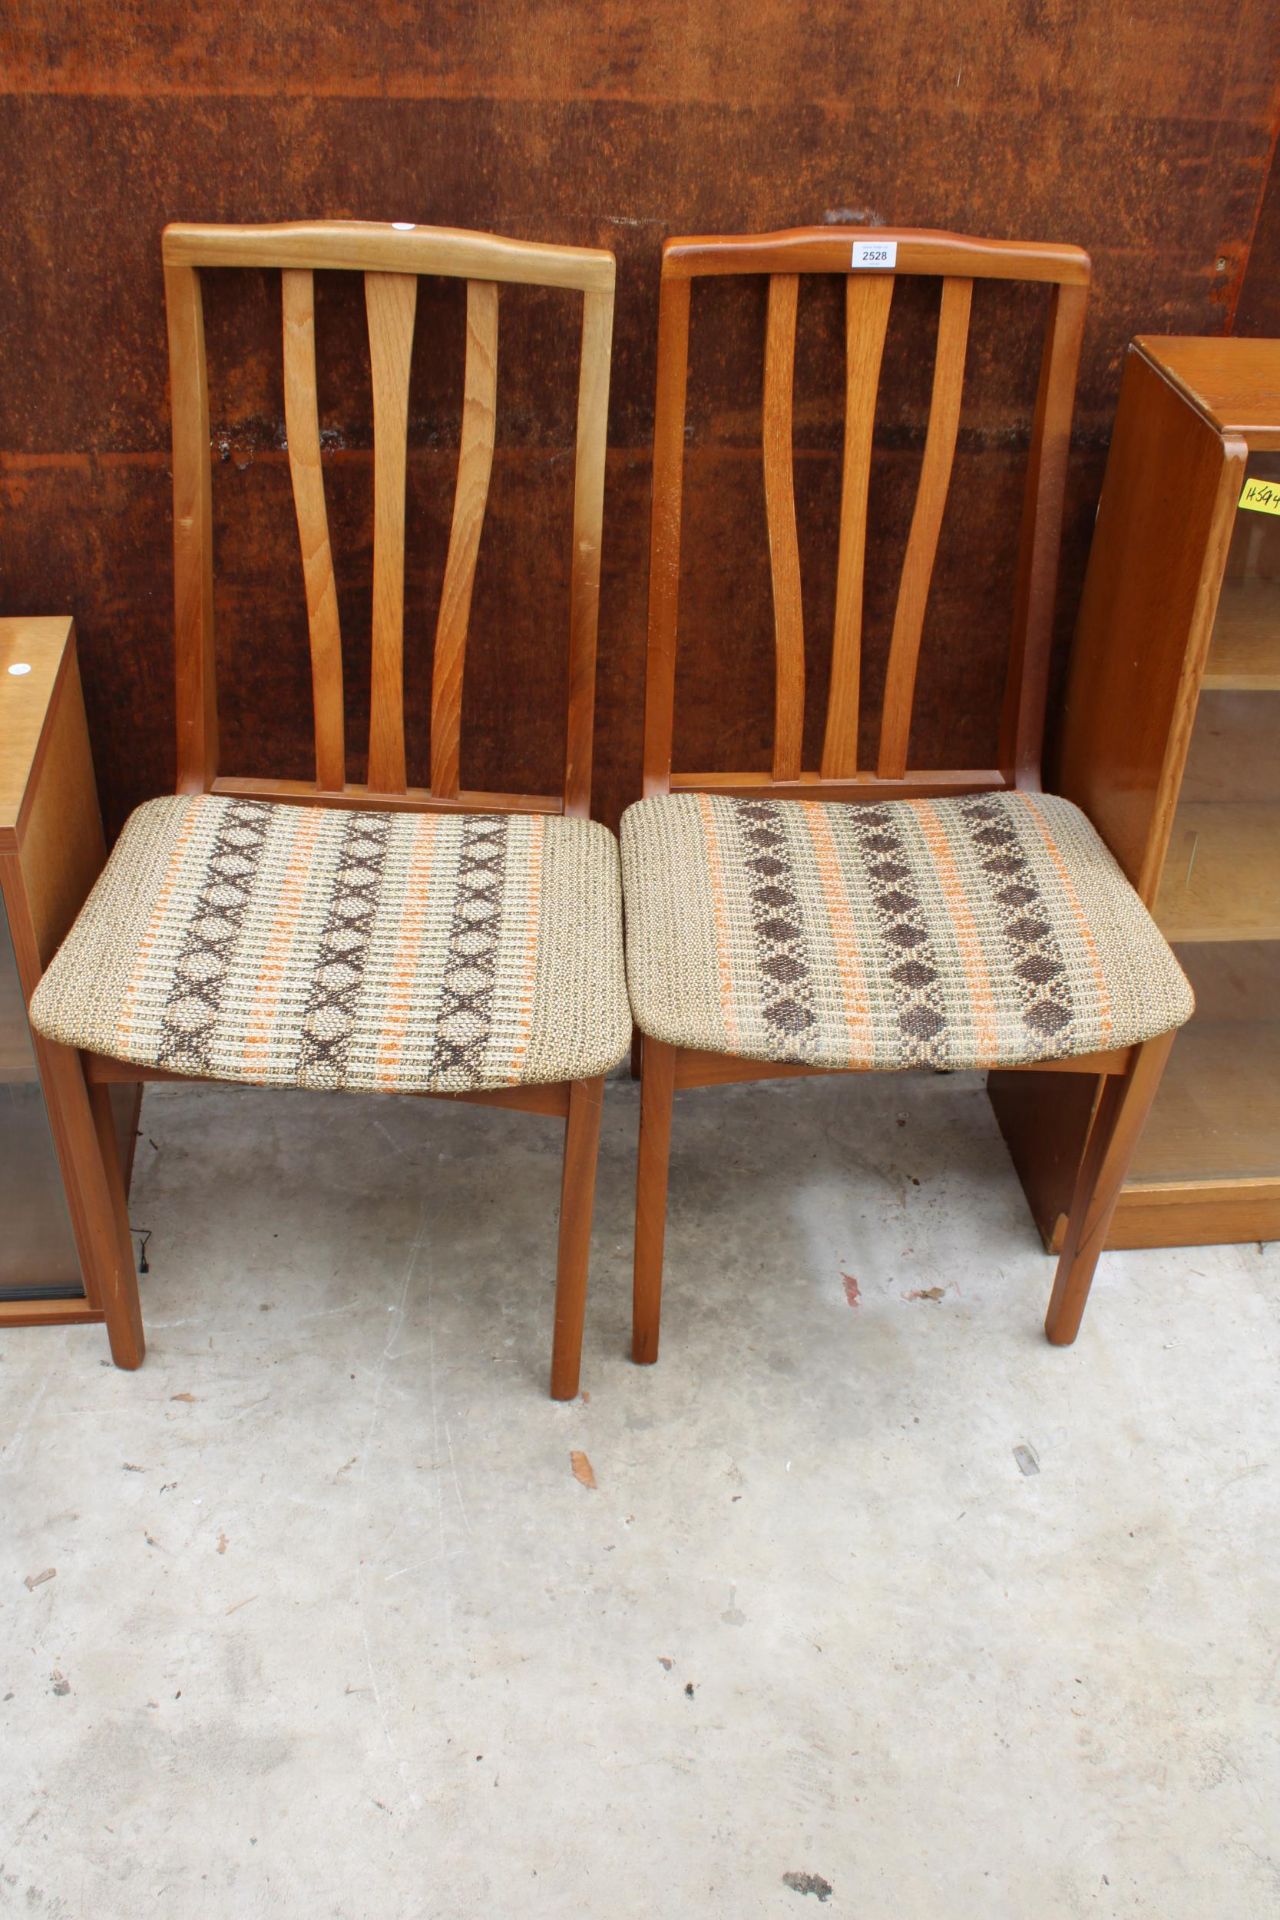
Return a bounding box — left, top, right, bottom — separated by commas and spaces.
1155, 801, 1280, 942
1128, 942, 1280, 1188
1154, 687, 1280, 943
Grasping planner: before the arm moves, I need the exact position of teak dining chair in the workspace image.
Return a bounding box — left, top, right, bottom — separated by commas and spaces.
621, 227, 1194, 1365
29, 220, 630, 1399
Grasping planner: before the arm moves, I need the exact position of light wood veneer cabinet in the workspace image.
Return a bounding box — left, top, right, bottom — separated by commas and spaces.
993, 336, 1280, 1251
0, 616, 138, 1331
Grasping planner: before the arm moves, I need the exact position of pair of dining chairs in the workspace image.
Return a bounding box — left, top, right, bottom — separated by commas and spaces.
28, 220, 1192, 1398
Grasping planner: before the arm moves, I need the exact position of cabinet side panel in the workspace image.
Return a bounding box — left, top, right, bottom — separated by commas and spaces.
1055, 349, 1243, 896
17, 649, 107, 974
988, 1065, 1100, 1251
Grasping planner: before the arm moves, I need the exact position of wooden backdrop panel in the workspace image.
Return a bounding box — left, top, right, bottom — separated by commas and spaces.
0, 6, 1277, 833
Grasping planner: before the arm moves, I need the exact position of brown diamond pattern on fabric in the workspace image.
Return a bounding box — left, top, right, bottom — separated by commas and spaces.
957, 796, 1076, 1045
426, 813, 509, 1083
848, 807, 948, 1060
296, 810, 393, 1088
157, 799, 272, 1075
737, 800, 815, 1051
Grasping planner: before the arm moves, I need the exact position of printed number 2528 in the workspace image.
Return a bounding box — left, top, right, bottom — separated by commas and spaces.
851, 240, 898, 270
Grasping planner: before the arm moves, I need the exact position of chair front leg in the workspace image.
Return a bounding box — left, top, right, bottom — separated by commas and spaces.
85, 1074, 146, 1369
632, 1035, 676, 1366
1044, 1030, 1176, 1345
549, 1074, 606, 1401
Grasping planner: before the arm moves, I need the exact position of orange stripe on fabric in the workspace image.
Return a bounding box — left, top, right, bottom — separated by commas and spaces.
1019, 795, 1114, 1046
799, 802, 872, 1064
696, 793, 741, 1051
373, 812, 442, 1091
908, 800, 1000, 1064
240, 808, 325, 1078
114, 802, 206, 1051
503, 816, 546, 1086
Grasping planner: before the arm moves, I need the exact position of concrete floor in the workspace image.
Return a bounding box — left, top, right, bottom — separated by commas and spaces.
2, 1071, 1277, 1919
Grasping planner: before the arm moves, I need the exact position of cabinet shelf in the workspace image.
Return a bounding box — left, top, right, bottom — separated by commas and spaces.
1204, 579, 1280, 689
0, 1044, 39, 1083
1154, 801, 1280, 942
0, 941, 37, 1080
1128, 1018, 1280, 1187
1128, 943, 1280, 1187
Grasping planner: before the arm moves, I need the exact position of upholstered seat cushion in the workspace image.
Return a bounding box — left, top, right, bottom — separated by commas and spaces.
30, 795, 631, 1094
620, 790, 1193, 1072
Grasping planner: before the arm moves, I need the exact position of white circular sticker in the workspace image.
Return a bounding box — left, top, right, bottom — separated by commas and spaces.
7, 662, 32, 676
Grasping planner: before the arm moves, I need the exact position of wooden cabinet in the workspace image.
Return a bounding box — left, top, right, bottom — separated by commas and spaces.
992, 336, 1280, 1251
0, 616, 139, 1329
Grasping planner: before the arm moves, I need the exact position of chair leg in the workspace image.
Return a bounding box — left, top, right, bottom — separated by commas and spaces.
632, 1035, 676, 1366
86, 1078, 146, 1368
549, 1075, 605, 1401
1044, 1031, 1176, 1346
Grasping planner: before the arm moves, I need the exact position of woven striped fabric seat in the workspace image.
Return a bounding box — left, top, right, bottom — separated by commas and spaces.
30, 794, 631, 1095
620, 789, 1193, 1073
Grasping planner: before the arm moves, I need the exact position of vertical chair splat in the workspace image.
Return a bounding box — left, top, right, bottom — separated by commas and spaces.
365, 270, 418, 793
820, 273, 894, 780
876, 275, 973, 779
563, 285, 615, 818
164, 262, 218, 793
282, 269, 345, 792
431, 280, 499, 799
762, 274, 805, 783
641, 275, 692, 798
999, 281, 1089, 787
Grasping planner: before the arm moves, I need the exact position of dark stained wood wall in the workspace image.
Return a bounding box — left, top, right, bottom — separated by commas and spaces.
2, 5, 1278, 834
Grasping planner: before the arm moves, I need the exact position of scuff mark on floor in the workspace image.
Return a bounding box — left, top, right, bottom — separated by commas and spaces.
783, 1870, 833, 1901
571, 1451, 597, 1490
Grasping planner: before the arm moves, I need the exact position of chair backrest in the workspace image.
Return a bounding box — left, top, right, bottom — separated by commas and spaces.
641, 227, 1089, 804
162, 220, 616, 819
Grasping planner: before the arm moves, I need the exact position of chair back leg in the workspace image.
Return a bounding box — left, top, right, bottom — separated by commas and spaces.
1044, 1030, 1176, 1345
633, 1036, 677, 1365
77, 1067, 146, 1367
550, 1075, 606, 1400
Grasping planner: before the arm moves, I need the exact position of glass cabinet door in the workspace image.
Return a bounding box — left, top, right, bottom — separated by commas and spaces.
0, 885, 83, 1296
1130, 454, 1280, 1191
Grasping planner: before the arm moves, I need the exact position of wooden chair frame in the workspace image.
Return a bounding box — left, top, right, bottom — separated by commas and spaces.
632, 226, 1176, 1363
70, 219, 617, 1398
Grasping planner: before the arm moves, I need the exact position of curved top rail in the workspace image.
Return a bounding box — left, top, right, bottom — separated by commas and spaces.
162, 220, 616, 294
661, 227, 1090, 286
